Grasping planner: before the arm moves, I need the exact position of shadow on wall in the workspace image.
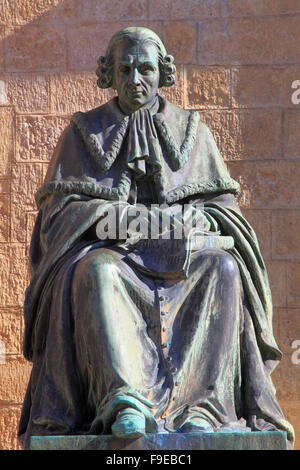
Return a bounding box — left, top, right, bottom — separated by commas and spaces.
0, 0, 167, 74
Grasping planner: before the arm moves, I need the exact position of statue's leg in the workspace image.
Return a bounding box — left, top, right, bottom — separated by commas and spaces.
157, 249, 244, 432
71, 247, 166, 435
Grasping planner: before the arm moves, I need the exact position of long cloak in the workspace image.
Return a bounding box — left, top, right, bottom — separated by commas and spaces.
18, 96, 294, 448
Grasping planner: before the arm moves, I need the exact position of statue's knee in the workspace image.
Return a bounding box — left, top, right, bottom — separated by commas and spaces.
73, 251, 119, 289
214, 251, 239, 280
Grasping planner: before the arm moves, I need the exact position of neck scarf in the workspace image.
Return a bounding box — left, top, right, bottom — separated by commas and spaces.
123, 97, 162, 180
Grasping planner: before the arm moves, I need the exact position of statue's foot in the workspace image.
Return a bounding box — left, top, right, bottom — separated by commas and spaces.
178, 417, 214, 433
111, 407, 146, 439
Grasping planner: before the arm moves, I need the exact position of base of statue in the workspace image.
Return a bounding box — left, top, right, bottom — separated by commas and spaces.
30, 431, 288, 450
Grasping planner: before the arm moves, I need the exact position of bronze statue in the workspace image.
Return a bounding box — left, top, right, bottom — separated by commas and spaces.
18, 27, 294, 449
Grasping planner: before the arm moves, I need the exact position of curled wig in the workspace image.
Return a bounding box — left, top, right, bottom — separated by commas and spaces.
96, 27, 176, 89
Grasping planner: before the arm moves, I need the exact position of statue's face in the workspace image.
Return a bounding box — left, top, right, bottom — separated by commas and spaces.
113, 40, 160, 113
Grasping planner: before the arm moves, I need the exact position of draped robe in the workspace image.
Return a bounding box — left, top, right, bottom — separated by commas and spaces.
18, 95, 294, 448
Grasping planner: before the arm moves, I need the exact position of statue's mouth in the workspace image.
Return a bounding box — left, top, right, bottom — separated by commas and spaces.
128, 88, 144, 97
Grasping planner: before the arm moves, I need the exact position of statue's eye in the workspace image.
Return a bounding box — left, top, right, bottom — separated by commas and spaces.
119, 65, 131, 74
139, 65, 154, 74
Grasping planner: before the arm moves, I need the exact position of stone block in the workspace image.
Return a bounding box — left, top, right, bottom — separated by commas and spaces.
26, 211, 38, 250
117, 0, 148, 21
67, 22, 124, 71
186, 66, 230, 108
277, 308, 300, 353
0, 107, 14, 178
241, 209, 271, 260
272, 307, 280, 343
11, 206, 27, 244
0, 405, 22, 450
148, 0, 172, 19
198, 17, 300, 65
11, 163, 43, 209
284, 110, 300, 159
265, 261, 287, 308
159, 65, 184, 107
171, 0, 222, 19
0, 0, 14, 25
242, 108, 283, 159
0, 244, 27, 307
0, 74, 49, 113
220, 0, 300, 17
12, 0, 76, 25
200, 109, 282, 162
0, 179, 10, 194
30, 431, 288, 450
233, 109, 282, 160
232, 66, 300, 109
76, 0, 148, 21
5, 24, 66, 72
279, 401, 300, 450
272, 210, 300, 260
49, 72, 113, 114
16, 115, 69, 163
169, 0, 300, 19
272, 353, 300, 402
287, 262, 300, 308
199, 111, 234, 162
0, 194, 9, 243
163, 21, 197, 64
0, 27, 5, 69
0, 308, 22, 355
0, 356, 32, 404
228, 161, 300, 210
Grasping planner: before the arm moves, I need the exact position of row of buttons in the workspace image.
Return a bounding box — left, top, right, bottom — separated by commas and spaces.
157, 286, 180, 416
157, 286, 176, 375
159, 291, 169, 355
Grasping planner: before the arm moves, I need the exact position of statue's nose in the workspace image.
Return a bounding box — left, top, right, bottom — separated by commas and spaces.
129, 68, 141, 86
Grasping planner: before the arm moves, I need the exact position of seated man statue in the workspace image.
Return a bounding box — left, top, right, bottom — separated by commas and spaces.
18, 27, 294, 449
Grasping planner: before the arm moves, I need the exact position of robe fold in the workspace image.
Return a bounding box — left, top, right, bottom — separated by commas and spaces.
18, 95, 294, 449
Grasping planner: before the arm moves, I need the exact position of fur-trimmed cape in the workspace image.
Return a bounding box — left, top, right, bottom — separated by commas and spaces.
18, 95, 295, 449
36, 95, 239, 208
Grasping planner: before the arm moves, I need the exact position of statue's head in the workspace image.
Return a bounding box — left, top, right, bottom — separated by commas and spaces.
96, 27, 176, 113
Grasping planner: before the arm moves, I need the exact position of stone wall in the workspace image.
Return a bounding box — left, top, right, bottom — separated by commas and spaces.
0, 0, 300, 450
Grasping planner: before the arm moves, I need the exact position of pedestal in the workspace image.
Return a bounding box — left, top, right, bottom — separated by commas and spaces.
30, 431, 288, 450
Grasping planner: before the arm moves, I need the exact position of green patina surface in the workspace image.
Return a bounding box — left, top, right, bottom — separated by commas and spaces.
30, 431, 288, 451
